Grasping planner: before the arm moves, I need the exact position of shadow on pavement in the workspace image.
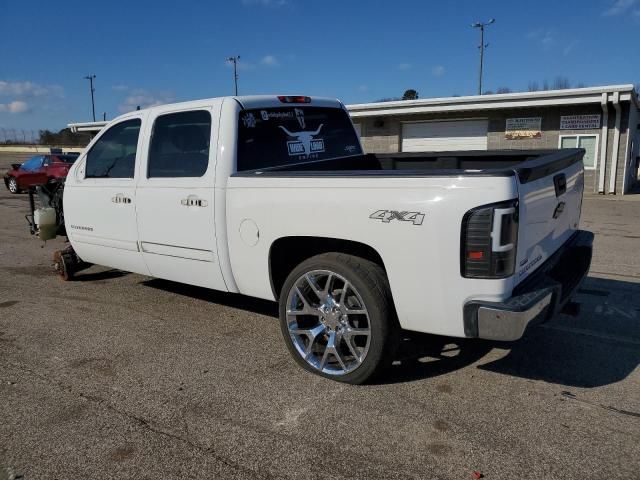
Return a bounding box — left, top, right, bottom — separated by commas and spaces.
141, 278, 279, 318
381, 277, 640, 387
73, 269, 130, 282
479, 277, 640, 388
141, 275, 639, 388
377, 334, 493, 384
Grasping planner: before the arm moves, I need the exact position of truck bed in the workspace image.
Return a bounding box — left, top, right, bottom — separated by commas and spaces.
235, 148, 584, 184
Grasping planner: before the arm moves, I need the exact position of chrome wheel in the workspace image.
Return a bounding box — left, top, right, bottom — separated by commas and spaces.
286, 270, 371, 376
8, 177, 18, 193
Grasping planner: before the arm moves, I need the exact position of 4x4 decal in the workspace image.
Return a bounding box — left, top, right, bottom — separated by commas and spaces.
369, 210, 425, 225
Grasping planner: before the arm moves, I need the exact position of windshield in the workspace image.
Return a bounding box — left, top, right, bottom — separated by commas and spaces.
20, 156, 44, 171
237, 106, 362, 171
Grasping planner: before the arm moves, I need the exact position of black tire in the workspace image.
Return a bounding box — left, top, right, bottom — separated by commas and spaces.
279, 252, 399, 384
7, 177, 19, 194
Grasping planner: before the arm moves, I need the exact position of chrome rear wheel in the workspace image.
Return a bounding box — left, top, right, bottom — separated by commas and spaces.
285, 267, 376, 377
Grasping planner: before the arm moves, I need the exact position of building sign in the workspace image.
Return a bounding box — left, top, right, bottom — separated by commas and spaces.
560, 114, 601, 130
505, 117, 542, 139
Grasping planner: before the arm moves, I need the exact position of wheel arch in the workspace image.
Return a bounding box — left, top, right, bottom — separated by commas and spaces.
268, 236, 388, 301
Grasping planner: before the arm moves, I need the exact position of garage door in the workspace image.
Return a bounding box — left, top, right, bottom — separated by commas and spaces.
402, 119, 488, 152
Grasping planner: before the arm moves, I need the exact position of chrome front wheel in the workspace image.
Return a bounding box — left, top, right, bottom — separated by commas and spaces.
8, 177, 18, 194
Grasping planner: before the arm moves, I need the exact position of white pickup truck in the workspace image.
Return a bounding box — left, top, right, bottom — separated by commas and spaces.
57, 95, 593, 384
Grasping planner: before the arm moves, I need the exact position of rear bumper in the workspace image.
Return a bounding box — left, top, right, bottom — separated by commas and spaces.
463, 230, 594, 341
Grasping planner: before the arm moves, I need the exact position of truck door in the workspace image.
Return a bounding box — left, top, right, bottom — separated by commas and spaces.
135, 105, 227, 291
63, 116, 149, 275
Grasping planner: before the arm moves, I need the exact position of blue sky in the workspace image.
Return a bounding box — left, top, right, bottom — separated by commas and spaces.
1, 0, 640, 132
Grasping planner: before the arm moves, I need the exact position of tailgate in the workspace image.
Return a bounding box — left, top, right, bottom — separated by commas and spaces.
514, 150, 584, 285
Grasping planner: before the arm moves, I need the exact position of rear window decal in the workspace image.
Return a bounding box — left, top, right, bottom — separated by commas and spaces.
279, 124, 324, 157
242, 113, 257, 128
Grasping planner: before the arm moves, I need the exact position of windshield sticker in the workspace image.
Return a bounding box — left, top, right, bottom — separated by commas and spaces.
242, 113, 257, 128
261, 110, 269, 121
344, 145, 357, 154
279, 124, 325, 157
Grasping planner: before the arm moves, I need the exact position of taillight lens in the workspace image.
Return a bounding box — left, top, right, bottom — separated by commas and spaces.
277, 95, 311, 104
461, 200, 518, 278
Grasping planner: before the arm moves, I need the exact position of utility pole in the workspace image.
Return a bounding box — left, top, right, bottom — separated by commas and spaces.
227, 56, 240, 96
471, 19, 495, 95
84, 74, 97, 121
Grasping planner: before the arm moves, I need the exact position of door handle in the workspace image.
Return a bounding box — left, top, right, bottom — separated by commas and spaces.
111, 193, 132, 204
181, 195, 208, 207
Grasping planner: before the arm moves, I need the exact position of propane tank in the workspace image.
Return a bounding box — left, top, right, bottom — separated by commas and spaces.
34, 207, 57, 241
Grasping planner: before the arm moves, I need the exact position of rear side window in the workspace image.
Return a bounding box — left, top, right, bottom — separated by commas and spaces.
148, 110, 211, 178
237, 106, 362, 171
86, 119, 141, 178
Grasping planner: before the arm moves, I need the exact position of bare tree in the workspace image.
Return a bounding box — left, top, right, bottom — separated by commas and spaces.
553, 76, 571, 90
496, 86, 512, 94
542, 79, 550, 91
528, 81, 540, 92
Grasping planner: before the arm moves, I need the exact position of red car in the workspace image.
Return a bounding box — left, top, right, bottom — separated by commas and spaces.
3, 154, 78, 194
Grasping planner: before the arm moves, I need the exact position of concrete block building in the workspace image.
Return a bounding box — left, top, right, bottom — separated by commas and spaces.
348, 85, 640, 194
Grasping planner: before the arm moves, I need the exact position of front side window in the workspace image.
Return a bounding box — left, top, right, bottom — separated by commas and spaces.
148, 110, 211, 178
86, 119, 141, 178
237, 106, 363, 171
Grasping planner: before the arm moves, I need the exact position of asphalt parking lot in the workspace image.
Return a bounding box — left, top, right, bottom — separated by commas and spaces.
0, 188, 639, 480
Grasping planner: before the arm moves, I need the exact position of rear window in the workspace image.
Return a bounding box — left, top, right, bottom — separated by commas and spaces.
237, 106, 362, 171
148, 110, 211, 178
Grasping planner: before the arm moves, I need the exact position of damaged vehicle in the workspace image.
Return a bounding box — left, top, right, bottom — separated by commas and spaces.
30, 95, 592, 383
4, 153, 78, 194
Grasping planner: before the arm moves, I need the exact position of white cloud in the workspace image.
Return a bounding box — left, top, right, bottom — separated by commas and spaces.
0, 101, 30, 113
241, 0, 287, 6
0, 80, 62, 98
527, 28, 555, 49
112, 84, 129, 92
260, 55, 279, 66
604, 0, 639, 15
397, 63, 412, 71
432, 65, 445, 77
225, 58, 255, 71
117, 90, 175, 113
563, 40, 578, 56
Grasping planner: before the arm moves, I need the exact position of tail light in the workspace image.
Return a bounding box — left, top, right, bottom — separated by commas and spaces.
278, 95, 311, 104
461, 199, 519, 278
